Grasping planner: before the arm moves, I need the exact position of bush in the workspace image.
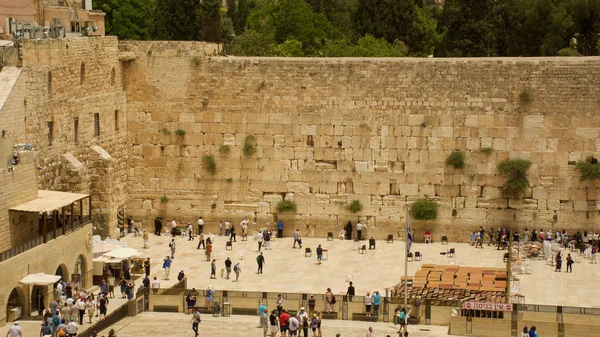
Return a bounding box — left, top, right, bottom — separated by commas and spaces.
446, 150, 465, 169
243, 135, 257, 157
202, 155, 217, 175
162, 128, 171, 135
160, 195, 168, 203
346, 200, 362, 213
219, 145, 231, 156
497, 159, 531, 198
411, 199, 438, 220
519, 89, 533, 104
276, 200, 297, 213
225, 178, 233, 183
175, 129, 186, 137
576, 161, 600, 181
190, 56, 201, 65
480, 146, 493, 155
557, 48, 582, 57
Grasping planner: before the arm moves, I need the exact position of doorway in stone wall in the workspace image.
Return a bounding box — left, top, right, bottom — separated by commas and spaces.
30, 285, 44, 315
6, 287, 24, 323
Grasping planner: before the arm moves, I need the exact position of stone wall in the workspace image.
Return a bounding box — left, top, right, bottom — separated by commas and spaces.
2, 37, 129, 236
122, 44, 600, 241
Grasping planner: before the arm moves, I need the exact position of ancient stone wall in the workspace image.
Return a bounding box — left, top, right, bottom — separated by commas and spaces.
2, 37, 129, 236
123, 43, 600, 241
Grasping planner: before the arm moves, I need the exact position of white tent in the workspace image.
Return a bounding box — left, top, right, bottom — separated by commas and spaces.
20, 273, 61, 286
103, 247, 142, 259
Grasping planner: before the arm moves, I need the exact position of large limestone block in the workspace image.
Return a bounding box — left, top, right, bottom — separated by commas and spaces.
523, 115, 544, 128
575, 128, 600, 139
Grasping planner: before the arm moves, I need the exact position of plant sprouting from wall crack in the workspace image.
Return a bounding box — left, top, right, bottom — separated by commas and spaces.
276, 200, 297, 213
346, 200, 363, 213
202, 155, 217, 175
497, 158, 531, 198
410, 199, 438, 220
243, 135, 257, 157
446, 150, 465, 169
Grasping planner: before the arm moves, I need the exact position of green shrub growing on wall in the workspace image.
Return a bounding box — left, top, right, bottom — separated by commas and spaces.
446, 150, 465, 169
519, 89, 533, 104
276, 200, 297, 213
160, 195, 168, 203
175, 129, 186, 137
346, 200, 363, 213
219, 145, 231, 156
575, 161, 600, 181
480, 146, 493, 155
202, 155, 217, 175
243, 135, 257, 157
162, 128, 171, 135
497, 159, 531, 198
411, 199, 438, 220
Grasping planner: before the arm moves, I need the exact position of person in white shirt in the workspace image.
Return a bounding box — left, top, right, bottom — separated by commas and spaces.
76, 298, 86, 324
257, 231, 264, 251
197, 216, 204, 235
356, 221, 364, 241
6, 321, 22, 337
56, 282, 64, 299
187, 223, 194, 241
364, 292, 373, 316
288, 316, 299, 336
365, 326, 373, 337
151, 277, 160, 294
225, 220, 231, 236
66, 318, 78, 337
171, 219, 178, 237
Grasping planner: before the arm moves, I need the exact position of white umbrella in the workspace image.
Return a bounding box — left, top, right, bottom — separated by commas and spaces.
103, 247, 142, 259
20, 273, 61, 286
93, 241, 127, 257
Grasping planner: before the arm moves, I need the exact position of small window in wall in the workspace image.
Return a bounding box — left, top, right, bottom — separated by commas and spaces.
111, 67, 116, 86
47, 71, 52, 94
74, 118, 79, 144
94, 113, 100, 137
114, 110, 119, 132
48, 121, 54, 145
80, 62, 85, 85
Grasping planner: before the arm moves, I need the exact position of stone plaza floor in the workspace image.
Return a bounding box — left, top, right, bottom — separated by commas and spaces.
100, 311, 451, 337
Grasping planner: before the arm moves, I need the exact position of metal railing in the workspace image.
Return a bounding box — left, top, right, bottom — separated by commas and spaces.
78, 301, 129, 337
0, 218, 90, 262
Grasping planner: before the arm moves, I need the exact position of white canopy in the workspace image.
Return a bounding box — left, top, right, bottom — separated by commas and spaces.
20, 273, 61, 286
93, 241, 127, 257
93, 256, 123, 264
103, 247, 142, 259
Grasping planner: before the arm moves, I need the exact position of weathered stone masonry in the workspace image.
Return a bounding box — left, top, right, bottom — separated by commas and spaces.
121, 42, 600, 241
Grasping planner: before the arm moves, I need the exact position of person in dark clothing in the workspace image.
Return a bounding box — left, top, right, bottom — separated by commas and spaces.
178, 270, 186, 281
144, 258, 151, 277
256, 252, 266, 273
154, 216, 163, 235
142, 276, 150, 288
345, 221, 353, 240
230, 226, 237, 242
346, 282, 355, 300
277, 220, 284, 238
127, 216, 133, 233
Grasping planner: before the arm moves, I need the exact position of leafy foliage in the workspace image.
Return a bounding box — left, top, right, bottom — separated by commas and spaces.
162, 128, 171, 135
346, 200, 363, 213
243, 135, 257, 157
497, 159, 531, 198
276, 200, 297, 213
411, 199, 438, 220
152, 0, 202, 40
321, 35, 408, 57
519, 89, 533, 103
480, 146, 493, 155
576, 161, 600, 181
202, 155, 217, 175
219, 145, 231, 156
175, 129, 186, 137
160, 194, 168, 203
557, 48, 582, 56
446, 150, 465, 169
93, 0, 156, 40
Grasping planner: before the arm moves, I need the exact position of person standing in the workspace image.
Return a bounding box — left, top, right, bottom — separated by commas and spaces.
76, 298, 86, 324
210, 259, 217, 279
345, 221, 353, 240
277, 220, 284, 238
151, 277, 160, 294
257, 231, 264, 251
86, 296, 96, 323
261, 308, 269, 337
293, 229, 302, 248
225, 220, 231, 237
143, 229, 149, 248
171, 219, 178, 237
169, 239, 176, 259
276, 294, 284, 316
127, 216, 133, 234
555, 252, 563, 272
233, 262, 242, 282
144, 258, 151, 277
258, 301, 267, 328
297, 308, 309, 337
191, 307, 201, 337
397, 308, 408, 335
206, 286, 214, 310
163, 256, 172, 280
98, 294, 108, 319
372, 291, 381, 317
264, 230, 271, 250
288, 315, 299, 337
364, 292, 372, 316
269, 310, 280, 337
154, 216, 162, 235
346, 282, 355, 300
225, 258, 232, 279
279, 309, 290, 337
206, 241, 213, 261
356, 221, 363, 241
187, 223, 194, 241
566, 253, 573, 272
219, 221, 223, 236
186, 290, 197, 314
197, 216, 204, 236
325, 288, 334, 313
316, 245, 323, 265
257, 252, 266, 274
230, 225, 237, 242
307, 295, 316, 317
66, 318, 78, 337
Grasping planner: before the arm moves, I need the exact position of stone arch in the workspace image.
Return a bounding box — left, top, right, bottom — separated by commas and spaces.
73, 254, 87, 289
55, 263, 69, 282
6, 286, 25, 323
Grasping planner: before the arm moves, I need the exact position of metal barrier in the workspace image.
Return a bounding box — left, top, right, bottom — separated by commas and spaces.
78, 301, 129, 337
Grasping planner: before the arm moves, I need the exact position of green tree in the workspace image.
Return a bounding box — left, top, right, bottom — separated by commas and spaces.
93, 0, 156, 40
564, 0, 600, 55
322, 34, 408, 56
306, 0, 357, 39
230, 24, 276, 56
153, 0, 201, 40
353, 0, 438, 56
200, 0, 222, 42
270, 39, 305, 56
436, 0, 503, 57
228, 0, 256, 35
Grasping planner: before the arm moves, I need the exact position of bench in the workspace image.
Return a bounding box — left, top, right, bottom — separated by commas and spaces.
321, 312, 338, 320
232, 307, 259, 315
352, 313, 378, 322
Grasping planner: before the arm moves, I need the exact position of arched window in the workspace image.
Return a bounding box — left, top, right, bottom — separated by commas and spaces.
74, 254, 87, 289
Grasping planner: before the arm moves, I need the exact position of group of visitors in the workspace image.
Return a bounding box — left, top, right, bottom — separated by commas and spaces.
255, 300, 323, 337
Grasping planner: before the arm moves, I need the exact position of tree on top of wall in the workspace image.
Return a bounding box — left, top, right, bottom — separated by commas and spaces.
152, 0, 202, 40
93, 0, 156, 40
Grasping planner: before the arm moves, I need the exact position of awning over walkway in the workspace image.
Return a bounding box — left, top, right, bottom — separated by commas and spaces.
10, 190, 90, 213
20, 273, 61, 286
103, 247, 142, 259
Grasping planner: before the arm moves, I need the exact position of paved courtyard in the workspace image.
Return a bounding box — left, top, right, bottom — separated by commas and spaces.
100, 312, 450, 337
